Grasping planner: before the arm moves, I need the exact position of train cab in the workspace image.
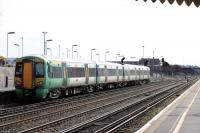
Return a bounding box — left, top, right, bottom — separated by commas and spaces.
14, 55, 48, 99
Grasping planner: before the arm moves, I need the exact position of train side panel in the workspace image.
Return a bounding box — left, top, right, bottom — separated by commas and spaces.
66, 62, 86, 87
118, 65, 123, 82
123, 65, 130, 82
87, 63, 97, 85
106, 64, 118, 83
96, 64, 106, 84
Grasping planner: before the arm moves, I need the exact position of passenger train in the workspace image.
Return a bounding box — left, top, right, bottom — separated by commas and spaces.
14, 55, 150, 99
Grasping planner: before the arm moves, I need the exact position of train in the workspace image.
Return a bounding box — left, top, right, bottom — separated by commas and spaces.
14, 55, 150, 99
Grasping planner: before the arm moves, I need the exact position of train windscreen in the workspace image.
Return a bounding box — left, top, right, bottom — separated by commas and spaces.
35, 62, 44, 77
15, 63, 22, 76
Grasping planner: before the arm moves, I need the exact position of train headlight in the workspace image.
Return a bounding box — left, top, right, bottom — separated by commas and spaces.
36, 81, 43, 86
14, 77, 22, 86
35, 78, 44, 87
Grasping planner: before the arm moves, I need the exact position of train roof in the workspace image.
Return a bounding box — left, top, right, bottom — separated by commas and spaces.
15, 55, 96, 64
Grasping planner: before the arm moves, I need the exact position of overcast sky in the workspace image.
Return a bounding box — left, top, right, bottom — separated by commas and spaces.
0, 0, 199, 66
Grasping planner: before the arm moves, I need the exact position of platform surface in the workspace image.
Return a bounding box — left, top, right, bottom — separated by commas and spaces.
0, 87, 15, 93
137, 79, 200, 133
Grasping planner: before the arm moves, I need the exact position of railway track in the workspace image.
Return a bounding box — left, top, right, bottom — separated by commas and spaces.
57, 83, 188, 133
2, 80, 189, 132
0, 80, 170, 115
78, 78, 198, 133
0, 80, 178, 119
0, 80, 180, 132
0, 78, 193, 132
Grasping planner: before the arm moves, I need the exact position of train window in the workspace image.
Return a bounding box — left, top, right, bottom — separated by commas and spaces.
89, 68, 96, 77
98, 68, 105, 76
53, 67, 63, 78
48, 65, 63, 78
108, 69, 117, 76
35, 62, 44, 77
48, 65, 53, 78
130, 70, 134, 75
118, 69, 123, 76
107, 69, 111, 76
124, 69, 128, 76
67, 67, 85, 77
15, 63, 22, 76
77, 68, 85, 77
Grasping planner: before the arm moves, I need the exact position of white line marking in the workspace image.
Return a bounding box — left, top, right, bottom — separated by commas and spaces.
173, 81, 200, 133
136, 80, 200, 133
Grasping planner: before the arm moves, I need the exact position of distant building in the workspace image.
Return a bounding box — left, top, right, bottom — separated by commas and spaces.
139, 58, 161, 74
139, 58, 160, 66
110, 58, 200, 76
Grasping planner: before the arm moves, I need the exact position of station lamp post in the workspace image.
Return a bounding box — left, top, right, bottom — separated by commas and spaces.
91, 48, 96, 61
58, 44, 61, 57
142, 45, 144, 59
72, 44, 78, 59
130, 56, 135, 61
7, 32, 15, 60
42, 32, 47, 55
130, 57, 136, 64
153, 50, 155, 59
74, 51, 78, 59
116, 54, 120, 61
118, 55, 124, 60
46, 39, 53, 56
14, 44, 20, 58
66, 48, 69, 58
21, 37, 23, 56
47, 48, 52, 56
105, 51, 110, 61
96, 53, 100, 61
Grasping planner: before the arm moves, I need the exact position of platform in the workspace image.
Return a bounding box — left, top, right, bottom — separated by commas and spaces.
0, 87, 15, 92
137, 79, 200, 133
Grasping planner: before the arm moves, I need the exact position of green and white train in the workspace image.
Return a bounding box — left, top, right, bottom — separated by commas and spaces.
14, 55, 150, 99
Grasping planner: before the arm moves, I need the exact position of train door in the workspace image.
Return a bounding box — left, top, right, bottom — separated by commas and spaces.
104, 65, 107, 83
85, 64, 89, 84
128, 67, 130, 81
142, 69, 144, 79
23, 62, 33, 89
122, 66, 125, 81
138, 68, 141, 80
62, 63, 67, 87
135, 68, 137, 80
116, 66, 119, 82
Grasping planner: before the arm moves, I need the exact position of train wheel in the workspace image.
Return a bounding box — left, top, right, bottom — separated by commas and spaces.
49, 89, 61, 99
